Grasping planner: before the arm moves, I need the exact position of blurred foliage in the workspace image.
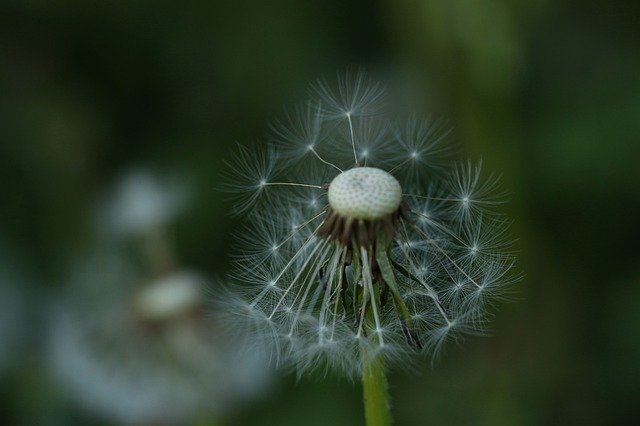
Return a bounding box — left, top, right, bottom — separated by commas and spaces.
1, 0, 639, 425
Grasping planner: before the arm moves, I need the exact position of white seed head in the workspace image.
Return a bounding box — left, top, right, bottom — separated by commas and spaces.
328, 167, 402, 220
222, 72, 517, 377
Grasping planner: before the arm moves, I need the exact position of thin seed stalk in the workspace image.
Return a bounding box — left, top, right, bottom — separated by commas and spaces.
362, 353, 391, 426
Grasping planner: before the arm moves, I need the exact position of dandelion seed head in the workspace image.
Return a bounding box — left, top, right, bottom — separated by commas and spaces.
220, 71, 518, 377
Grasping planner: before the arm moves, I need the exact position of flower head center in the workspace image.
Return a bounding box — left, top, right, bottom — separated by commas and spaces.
320, 167, 405, 247
327, 167, 402, 220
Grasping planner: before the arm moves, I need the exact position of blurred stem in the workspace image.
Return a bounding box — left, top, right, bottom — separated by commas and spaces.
362, 355, 392, 426
141, 227, 176, 276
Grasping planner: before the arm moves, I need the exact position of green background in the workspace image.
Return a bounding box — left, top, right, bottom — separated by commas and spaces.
1, 1, 639, 425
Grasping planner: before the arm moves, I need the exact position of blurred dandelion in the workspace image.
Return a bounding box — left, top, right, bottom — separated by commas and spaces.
48, 169, 270, 425
100, 168, 189, 238
49, 255, 270, 425
221, 71, 518, 425
97, 168, 191, 275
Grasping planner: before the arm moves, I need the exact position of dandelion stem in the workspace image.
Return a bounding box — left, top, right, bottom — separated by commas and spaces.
362, 354, 391, 426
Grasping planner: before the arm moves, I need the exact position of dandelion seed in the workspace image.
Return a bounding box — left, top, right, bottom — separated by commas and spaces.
221, 72, 517, 389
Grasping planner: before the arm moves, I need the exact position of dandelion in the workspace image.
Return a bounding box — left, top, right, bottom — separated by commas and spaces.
221, 71, 517, 425
99, 168, 189, 238
48, 170, 271, 425
48, 255, 271, 425
97, 168, 190, 273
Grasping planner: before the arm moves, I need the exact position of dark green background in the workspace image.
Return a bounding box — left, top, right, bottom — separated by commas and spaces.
1, 1, 639, 425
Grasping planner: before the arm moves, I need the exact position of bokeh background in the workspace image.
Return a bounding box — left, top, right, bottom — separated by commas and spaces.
1, 1, 639, 425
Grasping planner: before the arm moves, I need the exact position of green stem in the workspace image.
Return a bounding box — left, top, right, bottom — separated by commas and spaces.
362, 355, 392, 426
